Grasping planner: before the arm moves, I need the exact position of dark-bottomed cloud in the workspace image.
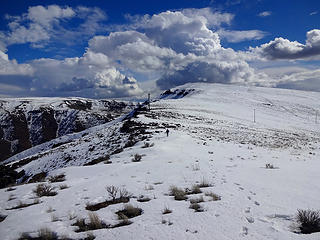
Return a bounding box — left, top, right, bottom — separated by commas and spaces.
253, 29, 320, 60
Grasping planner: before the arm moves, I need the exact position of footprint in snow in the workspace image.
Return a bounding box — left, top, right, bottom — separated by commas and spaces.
246, 216, 255, 224
254, 201, 260, 206
244, 207, 251, 213
241, 226, 249, 236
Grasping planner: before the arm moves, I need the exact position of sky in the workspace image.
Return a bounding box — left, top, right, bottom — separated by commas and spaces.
0, 0, 320, 99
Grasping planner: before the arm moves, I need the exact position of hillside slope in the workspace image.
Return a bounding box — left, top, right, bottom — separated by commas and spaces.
0, 83, 320, 240
0, 98, 135, 162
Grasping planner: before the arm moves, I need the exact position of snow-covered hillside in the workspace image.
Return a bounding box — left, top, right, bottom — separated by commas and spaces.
0, 97, 135, 162
1, 83, 320, 240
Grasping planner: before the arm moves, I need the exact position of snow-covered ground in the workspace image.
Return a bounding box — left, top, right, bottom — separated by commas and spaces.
1, 83, 320, 240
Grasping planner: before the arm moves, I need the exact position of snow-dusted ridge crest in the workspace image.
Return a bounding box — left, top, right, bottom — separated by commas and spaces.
1, 83, 320, 240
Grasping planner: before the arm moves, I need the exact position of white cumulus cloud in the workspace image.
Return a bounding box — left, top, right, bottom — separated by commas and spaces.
258, 11, 272, 17
252, 29, 320, 60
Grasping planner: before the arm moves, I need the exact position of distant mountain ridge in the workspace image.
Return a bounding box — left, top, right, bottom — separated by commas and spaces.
0, 97, 135, 162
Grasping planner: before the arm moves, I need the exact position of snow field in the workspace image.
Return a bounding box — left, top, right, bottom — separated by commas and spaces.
1, 83, 320, 239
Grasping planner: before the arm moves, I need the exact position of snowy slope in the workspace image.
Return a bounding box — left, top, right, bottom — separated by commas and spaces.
0, 83, 320, 240
0, 97, 135, 162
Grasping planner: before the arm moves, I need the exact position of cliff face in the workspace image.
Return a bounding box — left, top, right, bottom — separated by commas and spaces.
0, 98, 134, 162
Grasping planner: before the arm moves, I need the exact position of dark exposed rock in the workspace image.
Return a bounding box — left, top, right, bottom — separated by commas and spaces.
0, 139, 11, 161
11, 111, 32, 153
0, 98, 135, 162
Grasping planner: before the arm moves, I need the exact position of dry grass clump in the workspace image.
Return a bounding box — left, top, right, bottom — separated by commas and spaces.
86, 186, 131, 211
132, 154, 142, 162
189, 203, 204, 212
162, 207, 172, 215
137, 195, 151, 202
205, 192, 221, 201
73, 213, 108, 232
186, 185, 202, 195
33, 184, 57, 197
190, 196, 204, 204
38, 228, 58, 240
197, 178, 212, 188
106, 186, 131, 200
296, 209, 320, 234
48, 173, 65, 183
169, 186, 187, 201
265, 163, 274, 169
18, 228, 58, 240
116, 204, 143, 219
88, 212, 104, 230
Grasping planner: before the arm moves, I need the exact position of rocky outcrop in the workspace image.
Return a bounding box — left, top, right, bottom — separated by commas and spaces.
0, 98, 134, 162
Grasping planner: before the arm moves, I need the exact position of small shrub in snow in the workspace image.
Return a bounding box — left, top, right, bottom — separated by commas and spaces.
73, 213, 108, 232
198, 178, 212, 188
73, 218, 86, 232
186, 185, 202, 195
119, 188, 132, 199
116, 204, 143, 219
88, 213, 104, 230
169, 186, 187, 201
205, 192, 221, 201
265, 163, 274, 169
296, 209, 320, 234
190, 196, 204, 204
86, 186, 131, 211
85, 232, 96, 240
38, 228, 58, 240
162, 207, 172, 214
141, 142, 154, 148
137, 195, 151, 202
106, 186, 119, 201
189, 203, 204, 212
33, 184, 57, 197
132, 154, 142, 162
48, 173, 65, 183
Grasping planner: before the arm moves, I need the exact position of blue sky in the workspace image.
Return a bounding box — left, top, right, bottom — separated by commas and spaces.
0, 0, 320, 98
